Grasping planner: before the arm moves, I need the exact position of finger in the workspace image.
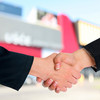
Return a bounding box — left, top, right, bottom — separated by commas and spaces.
37, 77, 42, 83
47, 53, 57, 59
53, 54, 62, 70
65, 82, 72, 88
54, 54, 61, 64
67, 77, 77, 85
54, 53, 74, 67
55, 87, 60, 93
49, 81, 58, 90
61, 87, 67, 92
61, 81, 72, 89
43, 79, 53, 87
72, 70, 81, 79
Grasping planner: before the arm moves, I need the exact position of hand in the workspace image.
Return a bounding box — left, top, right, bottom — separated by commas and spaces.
54, 48, 96, 71
44, 48, 96, 92
30, 53, 80, 93
43, 63, 81, 93
29, 53, 57, 80
36, 53, 81, 93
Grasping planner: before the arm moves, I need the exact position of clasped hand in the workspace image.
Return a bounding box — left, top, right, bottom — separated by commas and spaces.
30, 48, 95, 93
35, 53, 81, 93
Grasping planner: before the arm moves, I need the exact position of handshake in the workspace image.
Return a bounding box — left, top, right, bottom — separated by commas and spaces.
29, 48, 96, 93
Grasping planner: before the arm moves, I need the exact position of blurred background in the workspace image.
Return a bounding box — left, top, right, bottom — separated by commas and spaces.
0, 0, 100, 100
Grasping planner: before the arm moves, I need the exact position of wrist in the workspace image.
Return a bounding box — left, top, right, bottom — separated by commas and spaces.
29, 57, 45, 79
29, 57, 54, 80
73, 48, 96, 70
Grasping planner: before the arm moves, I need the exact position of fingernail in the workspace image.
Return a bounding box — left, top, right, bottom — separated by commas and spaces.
56, 63, 60, 70
53, 81, 58, 86
48, 79, 53, 84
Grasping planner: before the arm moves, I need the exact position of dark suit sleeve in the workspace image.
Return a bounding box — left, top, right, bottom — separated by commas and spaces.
84, 38, 100, 71
0, 46, 33, 90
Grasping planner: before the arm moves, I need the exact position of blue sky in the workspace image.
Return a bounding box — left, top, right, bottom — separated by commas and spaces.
3, 0, 100, 26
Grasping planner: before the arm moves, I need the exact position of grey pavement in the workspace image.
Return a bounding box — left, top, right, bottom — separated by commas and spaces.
0, 80, 100, 100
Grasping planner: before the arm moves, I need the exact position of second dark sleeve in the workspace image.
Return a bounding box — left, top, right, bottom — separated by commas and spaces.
84, 38, 100, 71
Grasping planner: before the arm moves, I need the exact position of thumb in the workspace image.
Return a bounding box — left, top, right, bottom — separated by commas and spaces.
54, 53, 75, 70
54, 54, 62, 70
48, 53, 57, 58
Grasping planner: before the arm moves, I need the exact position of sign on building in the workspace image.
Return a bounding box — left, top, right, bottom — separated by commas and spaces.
75, 20, 100, 45
0, 14, 62, 50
